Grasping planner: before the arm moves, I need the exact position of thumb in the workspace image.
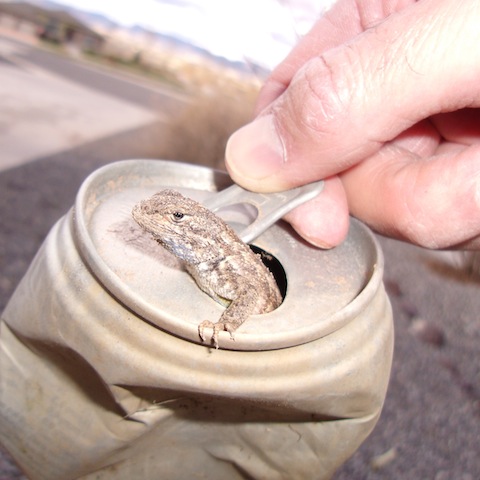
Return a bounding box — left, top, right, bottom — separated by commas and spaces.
226, 0, 480, 192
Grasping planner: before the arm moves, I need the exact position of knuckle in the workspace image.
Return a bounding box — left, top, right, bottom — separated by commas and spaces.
285, 47, 367, 137
302, 56, 352, 130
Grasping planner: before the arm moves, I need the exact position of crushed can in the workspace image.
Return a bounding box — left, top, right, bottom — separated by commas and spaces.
0, 159, 393, 479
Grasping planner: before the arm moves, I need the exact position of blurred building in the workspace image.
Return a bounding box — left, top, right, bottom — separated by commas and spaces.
0, 1, 103, 52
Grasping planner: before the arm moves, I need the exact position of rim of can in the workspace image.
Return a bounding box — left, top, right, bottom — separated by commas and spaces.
73, 159, 386, 351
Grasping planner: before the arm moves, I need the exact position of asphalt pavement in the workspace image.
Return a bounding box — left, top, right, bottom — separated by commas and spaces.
0, 35, 186, 172
0, 35, 479, 479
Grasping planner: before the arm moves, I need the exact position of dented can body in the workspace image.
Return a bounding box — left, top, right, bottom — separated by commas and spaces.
0, 160, 393, 480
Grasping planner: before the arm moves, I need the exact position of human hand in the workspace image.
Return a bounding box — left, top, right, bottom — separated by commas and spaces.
225, 0, 480, 249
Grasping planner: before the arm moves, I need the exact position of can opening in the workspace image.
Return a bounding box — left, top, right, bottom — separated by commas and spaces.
249, 244, 287, 301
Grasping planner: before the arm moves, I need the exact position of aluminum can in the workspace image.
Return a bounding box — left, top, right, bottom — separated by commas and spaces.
0, 159, 393, 479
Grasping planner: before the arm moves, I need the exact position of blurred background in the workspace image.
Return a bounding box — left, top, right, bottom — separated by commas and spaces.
0, 1, 479, 479
0, 0, 332, 172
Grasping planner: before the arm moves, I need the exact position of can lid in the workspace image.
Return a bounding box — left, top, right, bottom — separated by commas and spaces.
74, 159, 384, 351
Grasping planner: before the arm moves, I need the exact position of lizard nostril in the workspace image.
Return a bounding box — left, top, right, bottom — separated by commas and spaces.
249, 245, 287, 301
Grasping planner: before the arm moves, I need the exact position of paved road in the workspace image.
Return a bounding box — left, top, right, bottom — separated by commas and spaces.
0, 36, 479, 480
0, 35, 186, 172
11, 37, 186, 110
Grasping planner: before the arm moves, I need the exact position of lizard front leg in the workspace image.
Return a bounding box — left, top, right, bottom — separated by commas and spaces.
198, 286, 258, 348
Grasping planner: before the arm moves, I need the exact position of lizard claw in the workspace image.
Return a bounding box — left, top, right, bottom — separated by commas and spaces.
198, 320, 213, 342
198, 321, 236, 349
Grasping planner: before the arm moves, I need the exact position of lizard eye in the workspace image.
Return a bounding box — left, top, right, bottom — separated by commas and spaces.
171, 211, 185, 222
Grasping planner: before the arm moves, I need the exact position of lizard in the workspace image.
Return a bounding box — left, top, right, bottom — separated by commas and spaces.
132, 189, 282, 348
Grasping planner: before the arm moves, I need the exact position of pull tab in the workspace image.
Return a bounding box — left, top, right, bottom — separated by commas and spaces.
203, 181, 324, 243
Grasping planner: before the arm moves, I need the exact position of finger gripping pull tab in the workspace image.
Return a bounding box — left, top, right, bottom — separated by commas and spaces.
203, 181, 324, 243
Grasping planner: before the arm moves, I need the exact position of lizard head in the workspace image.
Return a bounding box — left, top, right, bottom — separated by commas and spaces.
132, 189, 230, 264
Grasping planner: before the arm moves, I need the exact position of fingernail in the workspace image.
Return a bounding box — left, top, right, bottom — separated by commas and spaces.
226, 115, 285, 181
294, 220, 336, 249
301, 233, 335, 250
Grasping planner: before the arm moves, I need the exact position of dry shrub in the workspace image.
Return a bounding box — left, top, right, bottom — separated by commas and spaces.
160, 61, 262, 171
